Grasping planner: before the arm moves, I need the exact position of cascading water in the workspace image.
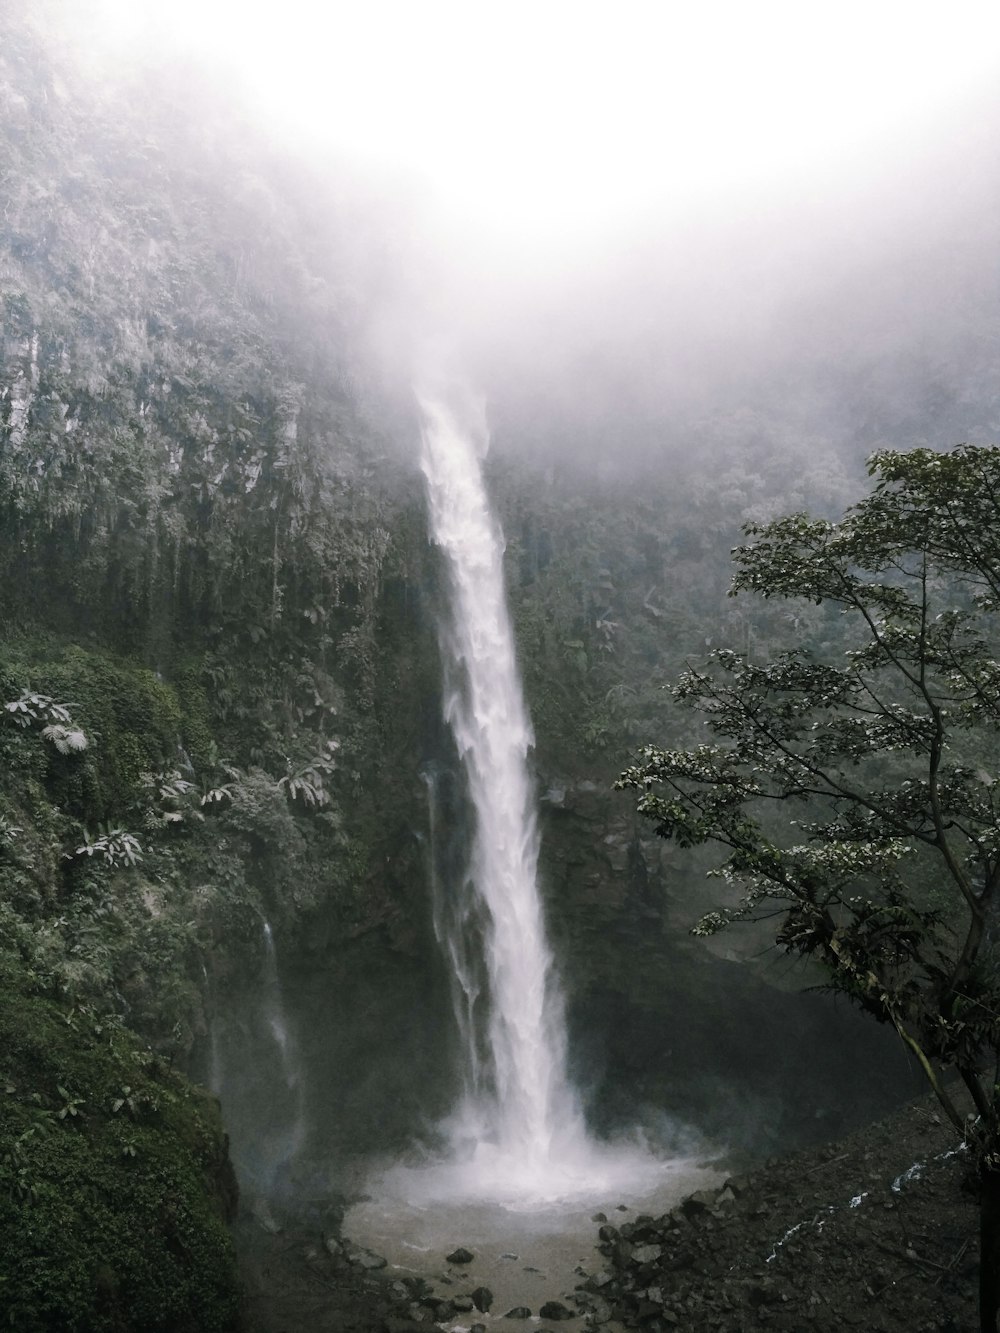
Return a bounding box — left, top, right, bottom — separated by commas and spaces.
419, 392, 589, 1191
260, 919, 306, 1170
343, 391, 711, 1289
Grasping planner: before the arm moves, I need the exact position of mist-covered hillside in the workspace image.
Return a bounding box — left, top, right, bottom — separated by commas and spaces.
2, 3, 999, 1328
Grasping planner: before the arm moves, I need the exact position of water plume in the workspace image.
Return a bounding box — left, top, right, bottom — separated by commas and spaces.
417, 389, 667, 1204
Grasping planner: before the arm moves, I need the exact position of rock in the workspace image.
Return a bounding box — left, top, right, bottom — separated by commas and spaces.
504, 1307, 533, 1319
681, 1190, 717, 1217
592, 1211, 608, 1223
446, 1247, 475, 1264
452, 1296, 474, 1313
346, 1244, 388, 1270
585, 1269, 614, 1290
589, 1295, 612, 1324
539, 1300, 574, 1320
598, 1223, 620, 1243
471, 1285, 493, 1312
631, 1244, 663, 1265
748, 1281, 779, 1307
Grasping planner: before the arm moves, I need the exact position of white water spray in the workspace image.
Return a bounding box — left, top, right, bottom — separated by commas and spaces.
419, 392, 594, 1193
345, 394, 700, 1222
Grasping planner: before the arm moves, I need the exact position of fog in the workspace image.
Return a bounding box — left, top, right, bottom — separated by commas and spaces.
38, 0, 1000, 465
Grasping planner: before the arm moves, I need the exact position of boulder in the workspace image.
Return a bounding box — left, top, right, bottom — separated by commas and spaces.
471, 1286, 494, 1312
539, 1301, 574, 1320
631, 1244, 663, 1265
681, 1189, 717, 1217
345, 1244, 388, 1270
446, 1247, 475, 1264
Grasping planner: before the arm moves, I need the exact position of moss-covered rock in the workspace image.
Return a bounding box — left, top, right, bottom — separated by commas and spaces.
0, 958, 240, 1332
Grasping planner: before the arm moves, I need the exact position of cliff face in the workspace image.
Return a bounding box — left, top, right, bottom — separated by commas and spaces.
0, 4, 440, 1007
0, 3, 929, 1243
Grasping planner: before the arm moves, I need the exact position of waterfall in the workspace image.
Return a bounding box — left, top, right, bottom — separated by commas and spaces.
201, 963, 223, 1095
419, 392, 586, 1174
260, 919, 306, 1169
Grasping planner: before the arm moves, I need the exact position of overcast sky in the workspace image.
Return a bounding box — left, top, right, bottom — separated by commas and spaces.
65, 0, 1000, 263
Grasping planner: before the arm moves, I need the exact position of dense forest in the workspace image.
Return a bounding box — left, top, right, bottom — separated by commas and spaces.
2, 4, 999, 1330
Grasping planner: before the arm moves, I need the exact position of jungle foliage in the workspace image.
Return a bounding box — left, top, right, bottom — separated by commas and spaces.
0, 958, 240, 1332
619, 445, 1000, 1330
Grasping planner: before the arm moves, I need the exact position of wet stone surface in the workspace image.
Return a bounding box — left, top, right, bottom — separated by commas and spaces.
238, 1094, 979, 1333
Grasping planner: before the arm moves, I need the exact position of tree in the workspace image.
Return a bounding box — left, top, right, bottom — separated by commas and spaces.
618, 445, 1000, 1332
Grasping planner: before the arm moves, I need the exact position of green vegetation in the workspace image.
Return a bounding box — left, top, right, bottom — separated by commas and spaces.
0, 957, 239, 1332
619, 445, 1000, 1329
0, 12, 439, 1323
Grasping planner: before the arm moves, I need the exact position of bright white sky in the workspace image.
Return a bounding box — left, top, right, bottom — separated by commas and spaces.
77, 0, 1000, 254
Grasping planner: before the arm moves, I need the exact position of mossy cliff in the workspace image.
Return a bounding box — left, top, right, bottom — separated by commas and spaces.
0, 10, 437, 1323
0, 959, 239, 1332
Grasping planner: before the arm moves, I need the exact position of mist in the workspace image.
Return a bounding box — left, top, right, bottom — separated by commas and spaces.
5, 3, 1000, 1325
41, 0, 1000, 476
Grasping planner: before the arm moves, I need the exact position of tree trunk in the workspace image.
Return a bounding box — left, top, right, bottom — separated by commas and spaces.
980, 1168, 1000, 1332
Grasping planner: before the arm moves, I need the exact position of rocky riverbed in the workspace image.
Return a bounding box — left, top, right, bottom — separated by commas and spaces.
237, 1092, 979, 1332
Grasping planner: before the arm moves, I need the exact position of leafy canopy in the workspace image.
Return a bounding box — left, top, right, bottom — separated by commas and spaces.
619, 445, 1000, 1142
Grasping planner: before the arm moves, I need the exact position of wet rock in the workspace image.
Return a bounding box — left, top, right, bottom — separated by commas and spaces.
588, 1295, 612, 1324
446, 1247, 475, 1264
631, 1244, 663, 1265
598, 1223, 620, 1243
471, 1286, 494, 1312
538, 1300, 574, 1320
503, 1306, 532, 1319
592, 1211, 608, 1223
584, 1269, 614, 1290
748, 1281, 779, 1307
681, 1189, 718, 1217
452, 1296, 474, 1313
345, 1244, 387, 1270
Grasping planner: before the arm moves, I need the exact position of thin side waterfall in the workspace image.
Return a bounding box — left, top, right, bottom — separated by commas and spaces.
261, 920, 306, 1168
419, 392, 587, 1180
